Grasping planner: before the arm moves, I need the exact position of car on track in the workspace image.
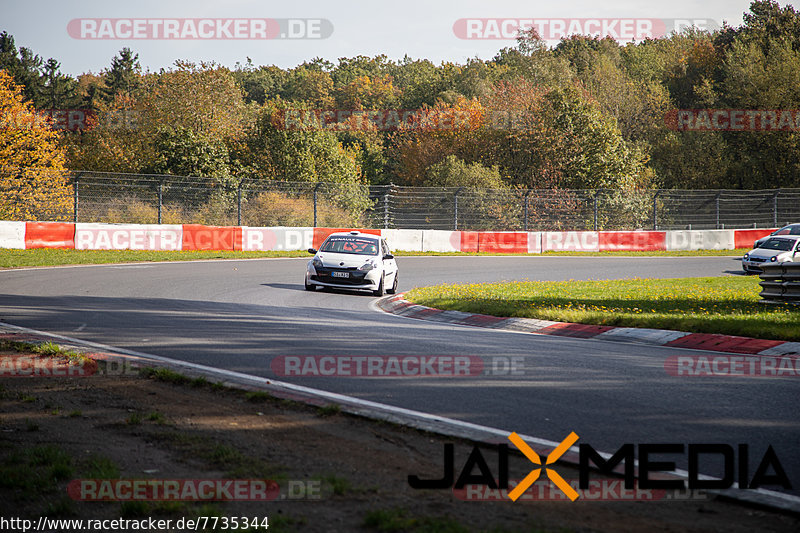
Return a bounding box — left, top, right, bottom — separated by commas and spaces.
304, 231, 398, 296
742, 235, 800, 274
753, 223, 800, 249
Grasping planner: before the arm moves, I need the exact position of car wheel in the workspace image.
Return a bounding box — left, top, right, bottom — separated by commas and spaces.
304, 279, 316, 291
387, 272, 398, 294
373, 274, 385, 297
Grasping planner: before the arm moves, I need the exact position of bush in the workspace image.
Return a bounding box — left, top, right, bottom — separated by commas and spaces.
82, 197, 188, 224
242, 190, 357, 227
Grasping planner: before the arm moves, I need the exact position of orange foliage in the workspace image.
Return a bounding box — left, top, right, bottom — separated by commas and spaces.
0, 70, 72, 220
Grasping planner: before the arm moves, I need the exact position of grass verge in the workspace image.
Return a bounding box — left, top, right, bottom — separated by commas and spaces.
0, 248, 310, 268
405, 276, 800, 341
0, 248, 748, 269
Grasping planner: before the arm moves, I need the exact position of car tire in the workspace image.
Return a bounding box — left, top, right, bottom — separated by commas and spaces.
304, 279, 316, 291
373, 274, 385, 297
387, 273, 398, 294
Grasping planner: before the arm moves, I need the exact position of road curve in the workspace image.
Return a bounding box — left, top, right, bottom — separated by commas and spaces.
1, 255, 798, 492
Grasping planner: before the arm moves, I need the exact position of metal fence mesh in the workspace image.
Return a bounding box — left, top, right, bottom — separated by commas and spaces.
4, 170, 800, 230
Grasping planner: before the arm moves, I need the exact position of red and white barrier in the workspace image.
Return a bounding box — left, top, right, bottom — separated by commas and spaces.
460, 231, 529, 253
543, 231, 599, 252
421, 230, 460, 252
0, 221, 781, 254
312, 227, 382, 250
75, 223, 182, 250
599, 231, 666, 252
25, 222, 75, 249
382, 229, 423, 252
666, 230, 735, 251
527, 232, 542, 254
733, 228, 775, 250
182, 224, 243, 251
242, 227, 314, 251
0, 221, 26, 249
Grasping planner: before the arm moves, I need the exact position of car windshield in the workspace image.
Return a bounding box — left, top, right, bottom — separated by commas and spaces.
320, 236, 379, 255
775, 225, 800, 235
758, 238, 796, 251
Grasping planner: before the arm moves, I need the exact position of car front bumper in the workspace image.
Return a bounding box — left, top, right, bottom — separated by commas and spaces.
742, 259, 769, 273
306, 266, 381, 289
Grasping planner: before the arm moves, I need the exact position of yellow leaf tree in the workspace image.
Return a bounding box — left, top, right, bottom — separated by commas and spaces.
0, 69, 71, 221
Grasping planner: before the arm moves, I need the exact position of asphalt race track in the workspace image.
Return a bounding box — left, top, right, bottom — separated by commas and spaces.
1, 256, 798, 494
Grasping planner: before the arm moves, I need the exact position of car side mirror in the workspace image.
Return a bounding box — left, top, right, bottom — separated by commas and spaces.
383, 253, 394, 260
307, 248, 317, 254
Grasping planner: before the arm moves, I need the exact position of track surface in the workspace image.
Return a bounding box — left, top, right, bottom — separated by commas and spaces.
1, 256, 798, 493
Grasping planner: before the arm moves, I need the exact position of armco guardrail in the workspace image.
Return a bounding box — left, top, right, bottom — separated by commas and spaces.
0, 221, 777, 254
759, 263, 800, 304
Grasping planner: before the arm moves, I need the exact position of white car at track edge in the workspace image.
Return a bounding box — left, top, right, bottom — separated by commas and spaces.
304, 231, 398, 296
742, 235, 800, 274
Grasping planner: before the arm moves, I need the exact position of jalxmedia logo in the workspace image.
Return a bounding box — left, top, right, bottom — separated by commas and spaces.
408, 432, 792, 502
507, 431, 579, 501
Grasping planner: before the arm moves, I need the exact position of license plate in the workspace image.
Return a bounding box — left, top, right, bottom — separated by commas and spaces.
332, 271, 349, 278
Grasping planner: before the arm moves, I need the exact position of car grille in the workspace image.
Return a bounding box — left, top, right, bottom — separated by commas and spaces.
312, 267, 369, 286
749, 257, 767, 263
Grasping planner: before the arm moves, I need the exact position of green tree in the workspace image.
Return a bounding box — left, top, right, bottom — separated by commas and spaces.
102, 48, 140, 101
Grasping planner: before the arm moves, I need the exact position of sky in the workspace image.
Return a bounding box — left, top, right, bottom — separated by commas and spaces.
0, 0, 770, 77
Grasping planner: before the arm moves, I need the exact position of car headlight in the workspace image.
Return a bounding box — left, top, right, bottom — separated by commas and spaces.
312, 257, 323, 268
744, 253, 749, 260
358, 260, 376, 271
770, 256, 778, 262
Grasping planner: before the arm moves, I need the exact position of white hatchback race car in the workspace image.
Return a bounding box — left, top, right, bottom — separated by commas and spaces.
304, 231, 398, 296
742, 235, 800, 274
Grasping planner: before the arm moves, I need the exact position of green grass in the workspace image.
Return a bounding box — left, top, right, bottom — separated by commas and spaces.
0, 248, 309, 268
244, 390, 272, 403
0, 444, 74, 497
406, 276, 800, 341
0, 340, 94, 369
317, 404, 341, 417
139, 366, 191, 385
0, 247, 748, 269
84, 453, 121, 478
147, 411, 167, 424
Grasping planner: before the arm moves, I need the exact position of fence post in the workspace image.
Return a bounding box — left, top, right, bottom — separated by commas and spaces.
157, 180, 163, 224
313, 182, 321, 227
715, 192, 721, 229
237, 180, 243, 226
773, 190, 780, 227
73, 174, 79, 223
453, 187, 464, 231
523, 190, 531, 231
593, 190, 600, 231
383, 184, 393, 229
652, 190, 660, 230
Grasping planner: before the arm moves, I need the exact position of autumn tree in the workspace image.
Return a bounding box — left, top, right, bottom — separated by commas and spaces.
0, 70, 71, 220
387, 96, 486, 185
